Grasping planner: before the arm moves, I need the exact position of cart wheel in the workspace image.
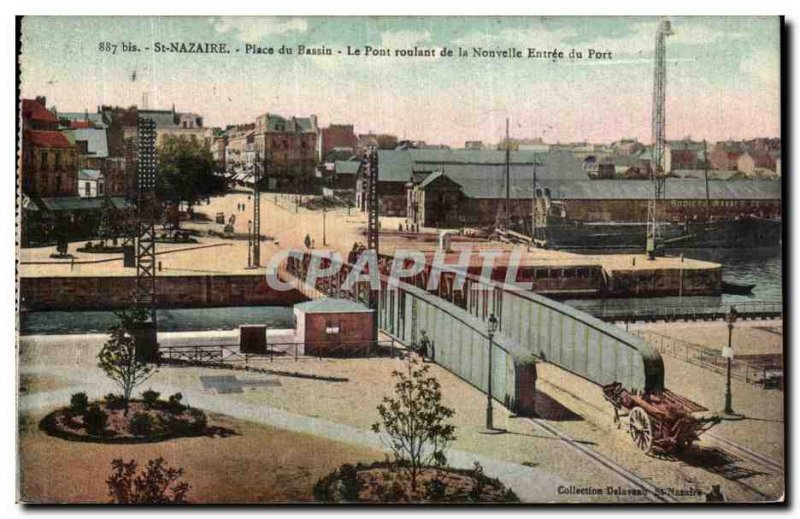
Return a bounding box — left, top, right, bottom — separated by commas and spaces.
628, 406, 653, 453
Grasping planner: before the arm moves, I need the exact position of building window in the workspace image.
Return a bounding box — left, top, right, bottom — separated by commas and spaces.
85, 182, 91, 196
41, 152, 48, 170
55, 152, 62, 170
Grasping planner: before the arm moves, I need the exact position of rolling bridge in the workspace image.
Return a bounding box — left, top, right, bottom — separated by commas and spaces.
279, 251, 665, 417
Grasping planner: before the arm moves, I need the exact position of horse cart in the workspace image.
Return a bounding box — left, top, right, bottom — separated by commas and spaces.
603, 382, 720, 454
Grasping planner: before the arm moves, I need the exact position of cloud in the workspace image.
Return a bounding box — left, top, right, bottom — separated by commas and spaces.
453, 24, 577, 49
379, 29, 432, 49
211, 17, 308, 41
740, 48, 780, 85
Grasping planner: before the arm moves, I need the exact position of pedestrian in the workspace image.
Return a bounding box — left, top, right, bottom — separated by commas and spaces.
304, 234, 312, 249
418, 331, 432, 362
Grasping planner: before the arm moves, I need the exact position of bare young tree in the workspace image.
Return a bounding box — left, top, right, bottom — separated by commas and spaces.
371, 356, 456, 494
97, 304, 154, 415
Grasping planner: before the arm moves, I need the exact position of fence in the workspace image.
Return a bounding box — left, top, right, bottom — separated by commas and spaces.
593, 301, 783, 323
632, 329, 783, 389
159, 339, 405, 367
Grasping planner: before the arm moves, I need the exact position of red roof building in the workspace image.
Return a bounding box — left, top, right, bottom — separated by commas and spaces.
21, 97, 59, 131
23, 130, 73, 149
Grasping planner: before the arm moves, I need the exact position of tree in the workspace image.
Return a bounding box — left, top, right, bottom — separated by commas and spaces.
97, 196, 120, 245
371, 356, 456, 493
107, 457, 190, 504
55, 237, 68, 257
157, 135, 224, 228
97, 303, 154, 415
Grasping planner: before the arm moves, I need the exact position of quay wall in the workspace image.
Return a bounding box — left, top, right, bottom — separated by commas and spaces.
20, 275, 307, 311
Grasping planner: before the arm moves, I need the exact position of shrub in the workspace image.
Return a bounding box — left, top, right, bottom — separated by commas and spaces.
141, 389, 160, 409
69, 392, 89, 415
107, 457, 190, 504
85, 241, 93, 250
425, 475, 447, 502
128, 412, 154, 436
104, 393, 126, 410
83, 404, 108, 435
337, 463, 361, 501
167, 393, 185, 414
187, 408, 207, 433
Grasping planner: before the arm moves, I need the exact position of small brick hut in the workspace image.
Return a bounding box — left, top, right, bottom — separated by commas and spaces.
293, 298, 375, 357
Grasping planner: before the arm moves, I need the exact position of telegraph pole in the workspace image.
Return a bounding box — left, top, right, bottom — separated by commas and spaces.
252, 151, 263, 267
504, 118, 511, 230
365, 147, 380, 345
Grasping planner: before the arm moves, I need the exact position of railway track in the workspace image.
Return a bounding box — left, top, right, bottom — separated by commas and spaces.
528, 417, 676, 503
704, 432, 784, 473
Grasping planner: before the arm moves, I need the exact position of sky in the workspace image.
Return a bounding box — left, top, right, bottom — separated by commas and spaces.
20, 16, 781, 146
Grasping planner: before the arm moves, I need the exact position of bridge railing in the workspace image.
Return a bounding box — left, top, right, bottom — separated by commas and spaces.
632, 329, 783, 389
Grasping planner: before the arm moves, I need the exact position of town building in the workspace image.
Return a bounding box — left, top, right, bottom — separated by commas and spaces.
362, 148, 586, 220
356, 132, 398, 155
20, 97, 79, 197
317, 124, 357, 161
665, 139, 705, 172
78, 169, 105, 197
708, 141, 745, 171
409, 174, 781, 228
253, 113, 319, 190
737, 150, 777, 175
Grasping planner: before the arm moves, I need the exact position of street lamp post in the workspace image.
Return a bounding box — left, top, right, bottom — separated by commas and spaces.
247, 220, 252, 268
724, 306, 738, 415
486, 313, 498, 431
323, 204, 327, 246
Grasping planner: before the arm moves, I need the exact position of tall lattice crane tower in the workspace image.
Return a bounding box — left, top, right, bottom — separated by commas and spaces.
134, 117, 159, 361
647, 19, 673, 258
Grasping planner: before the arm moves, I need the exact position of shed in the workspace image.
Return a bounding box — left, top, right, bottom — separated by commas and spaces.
293, 298, 375, 357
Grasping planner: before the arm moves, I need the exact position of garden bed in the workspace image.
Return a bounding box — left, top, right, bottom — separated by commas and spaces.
314, 461, 519, 503
40, 393, 209, 444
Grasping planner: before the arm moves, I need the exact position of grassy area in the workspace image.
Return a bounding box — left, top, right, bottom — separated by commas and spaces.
18, 409, 383, 504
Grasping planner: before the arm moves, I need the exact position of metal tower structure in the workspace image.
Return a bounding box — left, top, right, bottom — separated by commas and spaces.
364, 147, 380, 344
646, 19, 673, 258
365, 147, 379, 255
135, 117, 158, 331
252, 151, 263, 266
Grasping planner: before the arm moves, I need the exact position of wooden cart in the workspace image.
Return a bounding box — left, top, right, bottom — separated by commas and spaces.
603, 382, 720, 454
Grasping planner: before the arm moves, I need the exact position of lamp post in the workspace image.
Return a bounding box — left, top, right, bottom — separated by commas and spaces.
247, 219, 252, 268
323, 203, 327, 246
724, 306, 738, 415
486, 313, 498, 431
